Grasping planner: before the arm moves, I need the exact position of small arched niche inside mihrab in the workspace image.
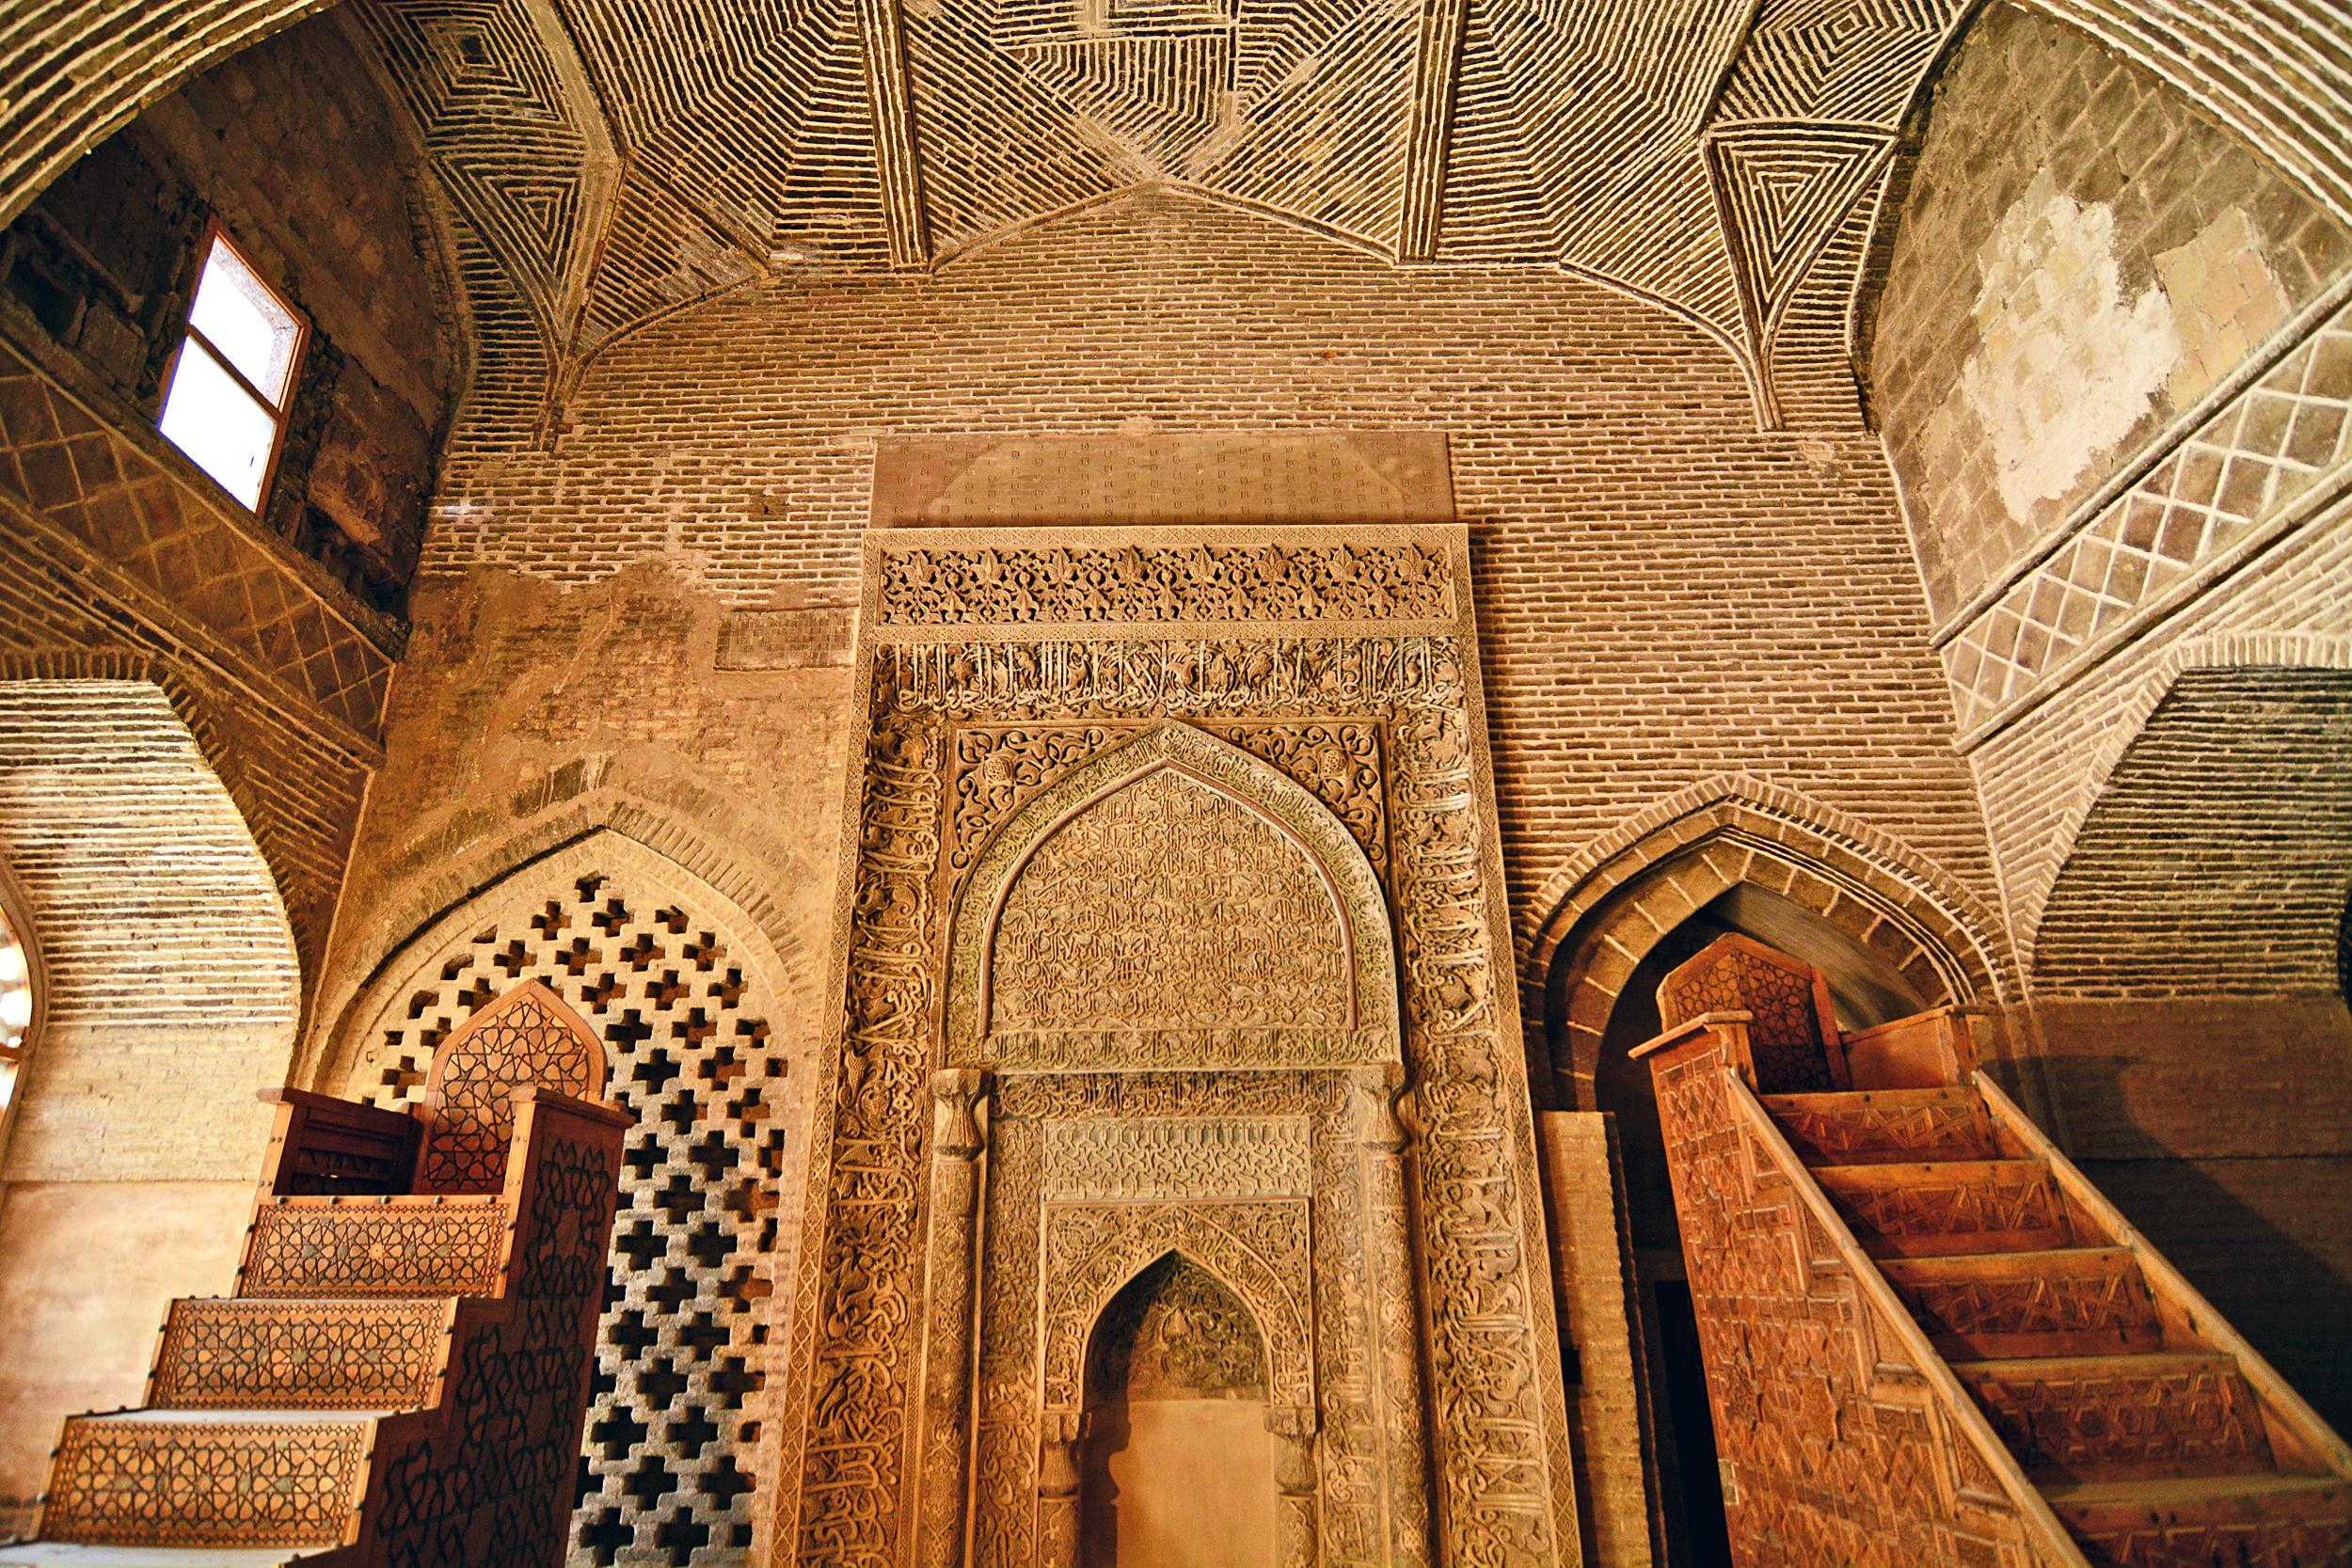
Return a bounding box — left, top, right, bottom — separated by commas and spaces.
1079, 1252, 1276, 1568
988, 764, 1350, 1037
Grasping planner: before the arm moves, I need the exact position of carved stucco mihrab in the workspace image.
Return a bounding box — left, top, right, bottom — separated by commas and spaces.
782, 525, 1575, 1568
992, 768, 1348, 1036
947, 719, 1399, 1070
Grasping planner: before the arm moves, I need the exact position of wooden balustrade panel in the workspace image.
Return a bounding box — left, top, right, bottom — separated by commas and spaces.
1647, 1034, 2053, 1567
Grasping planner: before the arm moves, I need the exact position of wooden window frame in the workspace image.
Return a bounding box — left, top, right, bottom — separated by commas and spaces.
162, 219, 311, 515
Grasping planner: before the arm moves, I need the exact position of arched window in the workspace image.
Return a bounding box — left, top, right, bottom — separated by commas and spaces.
0, 862, 39, 1118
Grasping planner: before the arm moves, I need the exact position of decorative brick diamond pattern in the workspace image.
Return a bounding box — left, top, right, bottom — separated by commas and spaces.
1943, 298, 2352, 739
352, 871, 787, 1567
0, 344, 393, 739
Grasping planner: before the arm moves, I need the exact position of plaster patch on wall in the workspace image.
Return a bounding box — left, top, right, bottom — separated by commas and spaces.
2155, 207, 2293, 406
1961, 172, 2180, 523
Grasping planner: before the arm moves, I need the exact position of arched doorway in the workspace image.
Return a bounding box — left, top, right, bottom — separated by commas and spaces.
1556, 878, 1945, 1568
1078, 1252, 1278, 1568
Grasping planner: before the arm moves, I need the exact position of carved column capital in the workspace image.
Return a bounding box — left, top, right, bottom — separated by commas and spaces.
930, 1067, 989, 1161
1348, 1063, 1409, 1153
1267, 1404, 1321, 1568
1038, 1408, 1087, 1497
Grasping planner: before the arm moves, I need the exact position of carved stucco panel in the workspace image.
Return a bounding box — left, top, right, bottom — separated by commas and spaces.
945, 719, 1399, 1071
784, 523, 1574, 1568
990, 768, 1352, 1035
1041, 1198, 1314, 1414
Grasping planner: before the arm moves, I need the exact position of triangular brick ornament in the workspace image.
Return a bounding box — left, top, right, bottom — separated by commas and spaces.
1704, 123, 1894, 355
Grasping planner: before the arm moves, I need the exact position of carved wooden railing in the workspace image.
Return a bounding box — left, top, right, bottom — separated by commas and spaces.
1634, 986, 2352, 1568
1973, 1073, 2352, 1488
12, 1085, 630, 1568
1633, 1009, 2089, 1567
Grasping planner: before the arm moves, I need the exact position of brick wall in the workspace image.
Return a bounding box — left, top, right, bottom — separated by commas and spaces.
1868, 0, 2351, 626
0, 680, 301, 1528
401, 189, 1996, 973
0, 681, 298, 1182
0, 13, 459, 613
1862, 8, 2352, 1433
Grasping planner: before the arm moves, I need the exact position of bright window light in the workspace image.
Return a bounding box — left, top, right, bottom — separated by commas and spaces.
159, 228, 307, 512
0, 897, 30, 1115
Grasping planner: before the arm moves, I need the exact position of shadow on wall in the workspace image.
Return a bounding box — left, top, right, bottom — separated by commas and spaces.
2030, 666, 2352, 1437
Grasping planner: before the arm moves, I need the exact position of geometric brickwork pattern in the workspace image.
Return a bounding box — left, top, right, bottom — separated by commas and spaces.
1940, 293, 2352, 744
0, 343, 395, 744
8, 0, 2350, 427
335, 0, 1981, 425
348, 867, 788, 1567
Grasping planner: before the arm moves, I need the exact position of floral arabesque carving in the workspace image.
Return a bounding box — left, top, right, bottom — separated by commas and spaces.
1041, 1117, 1313, 1202
988, 766, 1353, 1037
945, 720, 1398, 1071
785, 524, 1573, 1568
947, 719, 1387, 878
1090, 1254, 1272, 1400
1042, 1200, 1314, 1417
879, 541, 1454, 628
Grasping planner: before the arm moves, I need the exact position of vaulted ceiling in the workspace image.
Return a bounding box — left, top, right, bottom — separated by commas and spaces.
8, 0, 2344, 432
345, 0, 1979, 424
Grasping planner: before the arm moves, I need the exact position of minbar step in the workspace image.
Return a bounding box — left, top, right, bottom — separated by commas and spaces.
40, 1409, 379, 1550
2046, 1472, 2352, 1568
1880, 1246, 2163, 1358
1815, 1158, 2073, 1258
1952, 1352, 2274, 1482
1761, 1087, 2001, 1166
151, 1298, 452, 1412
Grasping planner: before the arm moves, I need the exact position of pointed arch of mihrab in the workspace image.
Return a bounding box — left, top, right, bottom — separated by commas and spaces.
946, 720, 1399, 1070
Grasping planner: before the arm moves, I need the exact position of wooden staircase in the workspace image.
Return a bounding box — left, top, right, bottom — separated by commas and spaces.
0, 984, 629, 1568
1635, 935, 2352, 1568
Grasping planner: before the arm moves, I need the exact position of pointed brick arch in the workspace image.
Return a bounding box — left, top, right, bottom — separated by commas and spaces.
2013, 634, 2352, 970
0, 654, 298, 954
321, 824, 804, 1563
1523, 774, 2009, 1106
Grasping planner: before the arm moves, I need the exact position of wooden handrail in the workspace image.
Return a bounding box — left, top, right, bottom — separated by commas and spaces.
1720, 1069, 2090, 1568
1628, 1009, 1752, 1061
1974, 1071, 2352, 1480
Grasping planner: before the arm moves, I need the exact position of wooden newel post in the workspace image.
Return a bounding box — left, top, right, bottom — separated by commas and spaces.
916, 1067, 990, 1568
